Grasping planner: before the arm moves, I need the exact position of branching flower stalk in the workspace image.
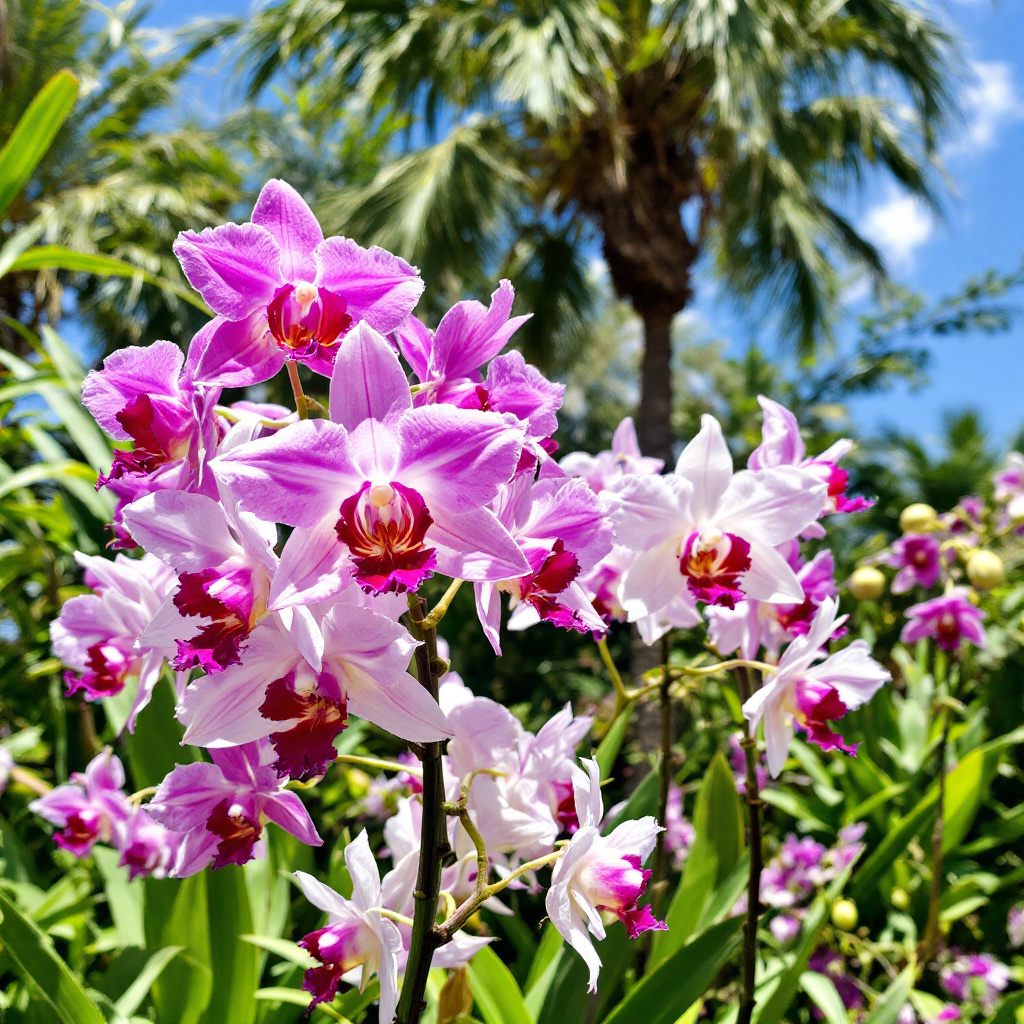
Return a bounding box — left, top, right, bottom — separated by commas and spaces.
651, 634, 674, 914
735, 665, 764, 1024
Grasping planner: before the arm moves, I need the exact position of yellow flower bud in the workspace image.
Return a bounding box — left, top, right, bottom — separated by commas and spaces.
849, 566, 886, 601
890, 887, 910, 911
899, 503, 938, 534
966, 549, 1004, 590
831, 898, 858, 931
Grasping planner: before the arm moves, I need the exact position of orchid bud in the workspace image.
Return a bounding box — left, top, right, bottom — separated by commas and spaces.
966, 550, 1004, 590
891, 887, 910, 910
831, 898, 858, 931
849, 566, 885, 601
899, 503, 938, 534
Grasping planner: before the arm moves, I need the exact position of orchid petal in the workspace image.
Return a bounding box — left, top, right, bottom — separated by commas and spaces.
264, 790, 323, 846
675, 415, 734, 521
250, 179, 323, 281
741, 541, 806, 603
268, 517, 352, 610
344, 830, 383, 911
187, 313, 283, 389
329, 322, 412, 430
716, 468, 825, 545
429, 506, 532, 582
344, 668, 453, 742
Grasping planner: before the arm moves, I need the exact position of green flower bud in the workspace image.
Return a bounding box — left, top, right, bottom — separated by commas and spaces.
849, 566, 886, 601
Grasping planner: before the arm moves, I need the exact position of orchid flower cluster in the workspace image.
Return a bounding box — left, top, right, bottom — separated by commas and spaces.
34, 179, 897, 1018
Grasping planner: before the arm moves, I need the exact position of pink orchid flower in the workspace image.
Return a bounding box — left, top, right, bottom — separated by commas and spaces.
212, 322, 530, 604
606, 415, 826, 621
901, 588, 987, 651
474, 474, 613, 653
30, 749, 132, 857
295, 832, 403, 1015
175, 179, 424, 384
546, 758, 665, 992
741, 598, 891, 776
147, 740, 322, 875
177, 603, 451, 779
51, 552, 178, 729
560, 416, 664, 494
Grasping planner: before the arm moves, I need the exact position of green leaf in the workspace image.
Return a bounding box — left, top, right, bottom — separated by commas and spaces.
0, 71, 78, 218
113, 945, 184, 1017
651, 751, 743, 966
861, 967, 913, 1024
941, 743, 1004, 853
799, 972, 848, 1024
467, 945, 533, 1024
0, 887, 106, 1024
201, 867, 259, 1024
524, 924, 564, 1021
849, 789, 939, 903
989, 991, 1024, 1024
240, 934, 315, 968
8, 246, 212, 313
595, 705, 632, 780
601, 915, 745, 1024
92, 847, 145, 948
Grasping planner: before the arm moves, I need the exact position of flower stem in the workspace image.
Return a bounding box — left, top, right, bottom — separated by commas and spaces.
735, 666, 764, 1024
395, 595, 451, 1024
921, 705, 950, 963
421, 579, 464, 631
333, 753, 422, 777
286, 361, 308, 421
651, 637, 674, 915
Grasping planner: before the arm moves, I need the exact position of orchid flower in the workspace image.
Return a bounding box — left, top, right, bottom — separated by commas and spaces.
177, 603, 451, 778
51, 552, 178, 729
212, 322, 530, 604
901, 588, 987, 651
176, 179, 424, 384
395, 280, 530, 405
606, 415, 826, 623
741, 598, 891, 776
147, 740, 322, 875
82, 340, 221, 547
546, 758, 665, 992
475, 475, 613, 652
560, 416, 664, 493
30, 749, 132, 857
748, 396, 872, 523
887, 533, 952, 593
295, 832, 403, 1015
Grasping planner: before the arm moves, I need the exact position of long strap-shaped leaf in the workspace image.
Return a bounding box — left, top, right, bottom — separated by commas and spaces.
0, 887, 106, 1024
0, 71, 79, 218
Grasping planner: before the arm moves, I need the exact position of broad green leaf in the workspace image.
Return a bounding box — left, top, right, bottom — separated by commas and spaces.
0, 71, 78, 218
524, 923, 564, 1019
467, 945, 533, 1024
799, 972, 848, 1024
601, 915, 745, 1024
8, 245, 212, 313
651, 751, 743, 965
536, 923, 629, 1024
201, 867, 259, 1024
0, 887, 105, 1024
125, 677, 197, 789
93, 846, 145, 948
113, 945, 184, 1017
849, 789, 939, 903
861, 967, 913, 1024
989, 991, 1024, 1024
595, 704, 632, 780
0, 459, 96, 500
607, 764, 659, 831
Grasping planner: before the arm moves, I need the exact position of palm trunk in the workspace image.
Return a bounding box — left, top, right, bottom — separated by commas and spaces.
636, 308, 676, 466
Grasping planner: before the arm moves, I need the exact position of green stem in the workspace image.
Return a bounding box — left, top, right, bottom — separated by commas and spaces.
651, 636, 674, 914
286, 361, 308, 420
395, 596, 450, 1024
735, 666, 764, 1024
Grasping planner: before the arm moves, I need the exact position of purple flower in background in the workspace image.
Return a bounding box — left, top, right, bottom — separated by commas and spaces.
294, 832, 402, 1017
887, 534, 950, 593
901, 588, 987, 652
993, 452, 1024, 520
1009, 905, 1024, 947
761, 835, 827, 908
30, 749, 132, 857
176, 179, 424, 384
0, 746, 13, 796
940, 953, 1010, 1012
147, 740, 322, 875
663, 785, 695, 870
808, 949, 864, 1014
728, 733, 768, 794
770, 914, 802, 942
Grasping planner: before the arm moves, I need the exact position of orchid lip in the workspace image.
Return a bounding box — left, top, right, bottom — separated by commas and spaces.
679, 529, 751, 607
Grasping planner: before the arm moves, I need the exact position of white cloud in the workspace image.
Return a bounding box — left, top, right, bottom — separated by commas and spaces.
952, 60, 1024, 154
859, 190, 935, 269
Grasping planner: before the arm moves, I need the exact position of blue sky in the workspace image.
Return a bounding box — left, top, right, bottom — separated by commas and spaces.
128, 1, 1023, 447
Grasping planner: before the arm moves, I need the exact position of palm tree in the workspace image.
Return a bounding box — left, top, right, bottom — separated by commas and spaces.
231, 0, 958, 462
0, 0, 243, 354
